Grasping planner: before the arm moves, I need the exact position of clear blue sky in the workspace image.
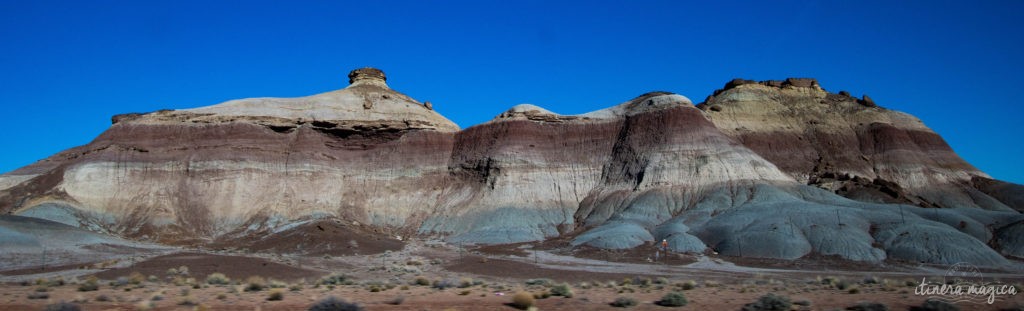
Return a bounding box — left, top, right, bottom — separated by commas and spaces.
1, 1, 1022, 183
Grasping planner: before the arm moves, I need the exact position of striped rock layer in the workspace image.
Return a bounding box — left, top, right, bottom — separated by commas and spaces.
2, 70, 1022, 267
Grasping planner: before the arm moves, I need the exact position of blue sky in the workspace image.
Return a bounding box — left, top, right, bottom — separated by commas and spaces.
1, 1, 1022, 183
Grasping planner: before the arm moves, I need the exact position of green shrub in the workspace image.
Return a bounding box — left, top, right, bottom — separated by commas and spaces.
308, 296, 364, 311
128, 272, 146, 285
43, 302, 81, 311
847, 302, 889, 311
551, 283, 574, 298
319, 273, 354, 286
680, 280, 697, 290
835, 279, 852, 290
267, 289, 284, 301
511, 291, 535, 310
610, 296, 638, 308
178, 296, 197, 306
43, 277, 66, 287
911, 299, 959, 311
742, 293, 791, 311
525, 278, 552, 286
245, 276, 266, 292
657, 291, 688, 307
636, 277, 652, 287
533, 290, 551, 299
413, 276, 431, 286
77, 277, 99, 292
206, 273, 231, 285
820, 276, 836, 285
269, 279, 288, 288
432, 279, 457, 289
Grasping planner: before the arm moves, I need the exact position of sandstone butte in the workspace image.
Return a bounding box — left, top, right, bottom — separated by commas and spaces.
2, 68, 1023, 267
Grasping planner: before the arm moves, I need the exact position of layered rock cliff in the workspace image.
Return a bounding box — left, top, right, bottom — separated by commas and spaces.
2, 68, 1022, 267
696, 78, 1014, 211
0, 68, 458, 244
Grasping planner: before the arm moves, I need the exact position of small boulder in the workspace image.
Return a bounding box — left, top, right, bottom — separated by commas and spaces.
784, 78, 818, 88
859, 95, 876, 107
724, 78, 756, 90
111, 113, 143, 124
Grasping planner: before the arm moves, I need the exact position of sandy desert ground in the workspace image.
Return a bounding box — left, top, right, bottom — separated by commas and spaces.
1, 239, 1023, 311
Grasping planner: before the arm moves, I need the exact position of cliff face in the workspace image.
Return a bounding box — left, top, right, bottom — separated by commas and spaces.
0, 68, 458, 243
422, 92, 794, 244
2, 69, 1023, 266
696, 79, 1013, 211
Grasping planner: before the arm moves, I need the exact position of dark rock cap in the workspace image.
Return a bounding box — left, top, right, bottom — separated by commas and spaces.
784, 78, 818, 88
348, 67, 387, 85
713, 77, 822, 97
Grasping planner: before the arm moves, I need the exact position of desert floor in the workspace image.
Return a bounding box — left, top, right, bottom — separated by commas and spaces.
1, 240, 1023, 310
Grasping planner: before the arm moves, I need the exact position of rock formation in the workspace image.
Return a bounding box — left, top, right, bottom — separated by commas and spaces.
695, 79, 1009, 211
2, 68, 1022, 267
0, 67, 459, 244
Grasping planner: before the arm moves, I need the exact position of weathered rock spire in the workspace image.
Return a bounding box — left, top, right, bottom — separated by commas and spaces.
347, 67, 387, 87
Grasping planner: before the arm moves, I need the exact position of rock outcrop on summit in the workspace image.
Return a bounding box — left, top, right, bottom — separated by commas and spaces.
1, 68, 1022, 267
